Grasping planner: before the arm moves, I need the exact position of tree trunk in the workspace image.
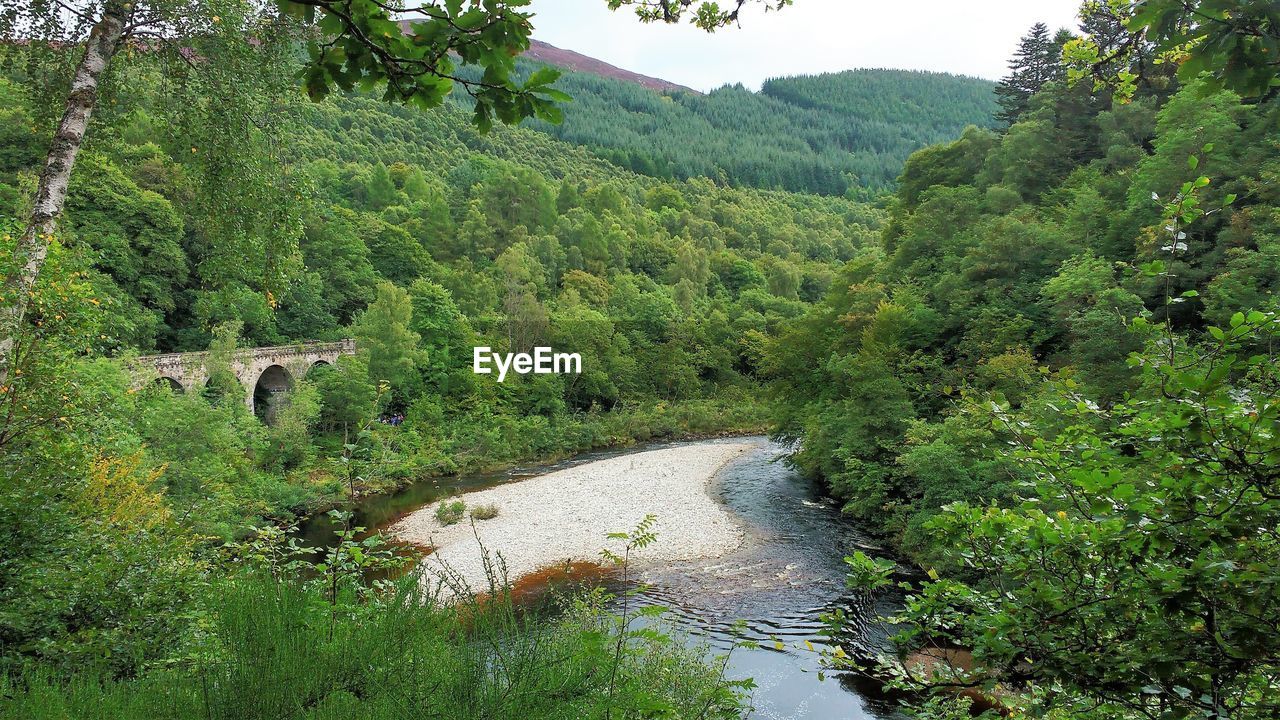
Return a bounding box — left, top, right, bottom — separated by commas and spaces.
0, 1, 128, 388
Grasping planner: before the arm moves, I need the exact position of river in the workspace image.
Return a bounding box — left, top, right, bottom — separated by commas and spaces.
295, 437, 903, 719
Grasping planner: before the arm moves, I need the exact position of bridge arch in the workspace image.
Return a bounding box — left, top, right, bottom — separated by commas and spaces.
155, 376, 184, 393
252, 365, 294, 424
203, 373, 244, 407
306, 359, 332, 376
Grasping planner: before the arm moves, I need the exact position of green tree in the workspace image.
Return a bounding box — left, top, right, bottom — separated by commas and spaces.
765, 260, 801, 301
0, 242, 206, 674
476, 164, 556, 248
364, 162, 399, 211
0, 0, 787, 387
65, 155, 188, 338
670, 242, 711, 295
313, 355, 380, 434
276, 271, 338, 340
1065, 0, 1280, 101
0, 0, 292, 385
366, 216, 433, 285
408, 279, 475, 397
300, 208, 379, 323
454, 199, 495, 260
401, 176, 454, 248
995, 23, 1068, 126
203, 321, 246, 407
353, 282, 421, 401
263, 380, 321, 472
497, 243, 549, 352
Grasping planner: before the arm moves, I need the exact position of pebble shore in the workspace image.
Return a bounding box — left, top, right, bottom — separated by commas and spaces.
391, 441, 762, 594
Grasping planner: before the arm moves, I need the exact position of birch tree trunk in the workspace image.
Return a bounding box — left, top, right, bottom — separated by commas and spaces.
0, 1, 128, 388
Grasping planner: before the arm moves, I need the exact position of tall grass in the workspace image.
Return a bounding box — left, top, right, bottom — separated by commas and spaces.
0, 569, 747, 719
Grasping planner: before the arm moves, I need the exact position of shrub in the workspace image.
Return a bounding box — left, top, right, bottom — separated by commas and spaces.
0, 569, 749, 719
435, 499, 466, 526
469, 504, 499, 521
0, 454, 206, 677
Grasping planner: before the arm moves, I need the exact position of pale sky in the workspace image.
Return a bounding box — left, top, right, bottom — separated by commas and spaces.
526, 0, 1084, 91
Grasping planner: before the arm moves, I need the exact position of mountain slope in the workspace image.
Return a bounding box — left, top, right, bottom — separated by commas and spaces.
761, 69, 999, 145
503, 54, 997, 196
524, 39, 699, 95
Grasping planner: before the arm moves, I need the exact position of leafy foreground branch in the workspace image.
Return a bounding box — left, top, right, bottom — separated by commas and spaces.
0, 519, 750, 720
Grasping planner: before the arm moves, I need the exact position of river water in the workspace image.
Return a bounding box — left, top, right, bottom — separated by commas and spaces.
296, 437, 903, 719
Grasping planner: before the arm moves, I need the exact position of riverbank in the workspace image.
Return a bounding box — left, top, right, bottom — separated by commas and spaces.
391, 441, 763, 593
301, 394, 770, 502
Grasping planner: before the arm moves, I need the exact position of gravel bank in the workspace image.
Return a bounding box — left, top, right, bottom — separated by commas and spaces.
391, 441, 762, 594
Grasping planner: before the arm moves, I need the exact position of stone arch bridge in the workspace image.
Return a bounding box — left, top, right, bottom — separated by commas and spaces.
135, 340, 355, 422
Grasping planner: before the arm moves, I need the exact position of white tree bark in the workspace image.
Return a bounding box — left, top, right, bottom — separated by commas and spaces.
0, 1, 128, 388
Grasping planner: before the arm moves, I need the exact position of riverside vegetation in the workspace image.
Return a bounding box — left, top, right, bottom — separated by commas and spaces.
1, 0, 1278, 718
765, 3, 1280, 718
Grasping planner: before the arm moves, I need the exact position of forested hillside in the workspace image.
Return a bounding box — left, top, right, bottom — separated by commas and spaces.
506, 63, 997, 196
1, 77, 874, 356
768, 69, 1279, 558
0, 50, 876, 591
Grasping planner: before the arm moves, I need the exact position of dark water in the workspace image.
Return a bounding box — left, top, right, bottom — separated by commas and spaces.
295, 438, 902, 719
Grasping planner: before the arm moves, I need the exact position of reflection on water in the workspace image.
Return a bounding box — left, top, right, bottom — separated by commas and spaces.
294, 438, 902, 720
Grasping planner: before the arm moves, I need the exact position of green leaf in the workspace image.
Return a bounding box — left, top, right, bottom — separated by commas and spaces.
455, 8, 488, 30
539, 88, 573, 103
526, 66, 561, 88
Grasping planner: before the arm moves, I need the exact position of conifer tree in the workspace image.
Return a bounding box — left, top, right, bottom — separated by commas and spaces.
995, 23, 1066, 126
455, 200, 494, 261
364, 163, 398, 211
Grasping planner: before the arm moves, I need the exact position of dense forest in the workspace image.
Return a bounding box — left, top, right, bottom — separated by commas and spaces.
507, 64, 998, 196
2, 0, 1279, 717
766, 4, 1280, 717
0, 69, 880, 532
769, 73, 1280, 555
